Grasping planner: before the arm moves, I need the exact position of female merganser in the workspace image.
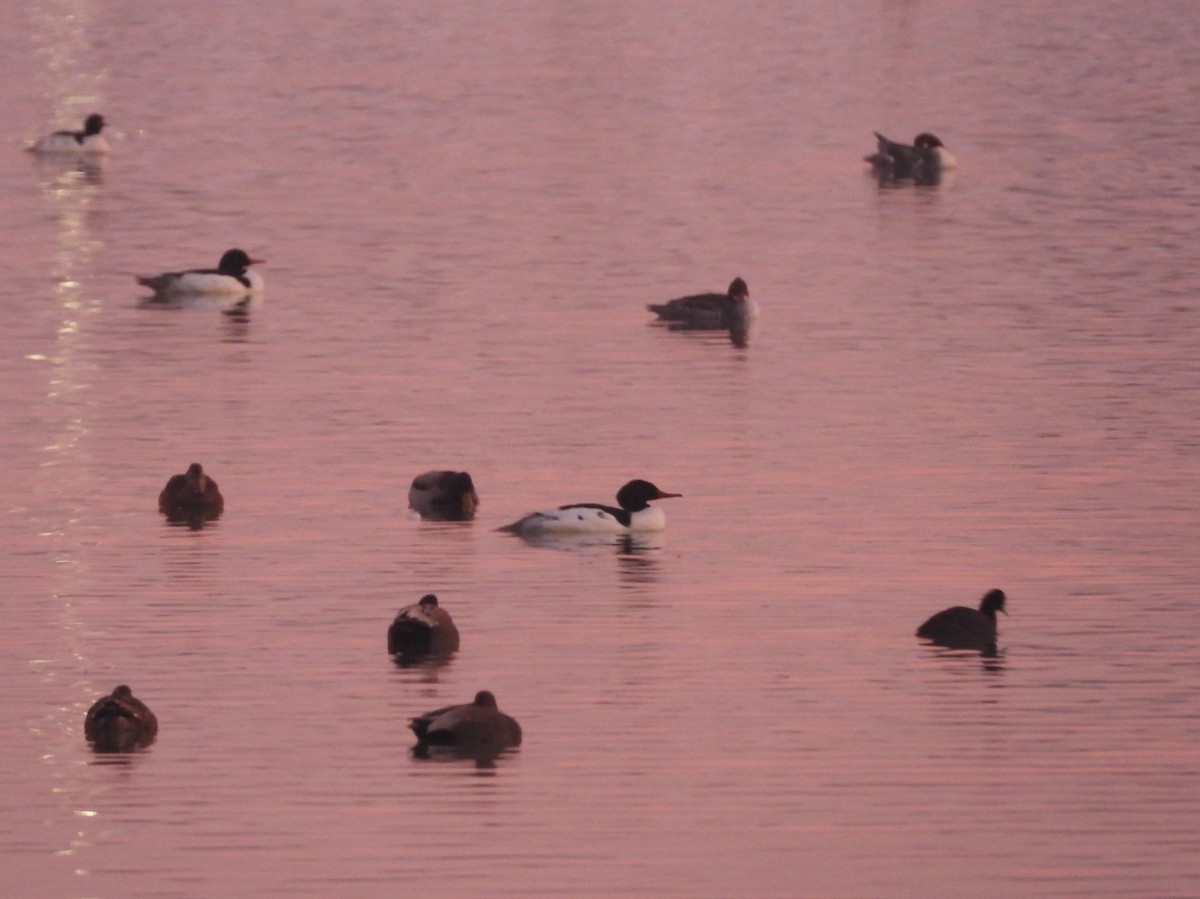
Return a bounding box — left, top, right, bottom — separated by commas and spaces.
408, 470, 479, 521
85, 685, 158, 752
410, 690, 522, 757
916, 588, 1007, 651
137, 249, 265, 301
648, 277, 759, 330
159, 462, 224, 519
500, 479, 681, 535
30, 113, 110, 155
388, 594, 461, 657
866, 132, 957, 184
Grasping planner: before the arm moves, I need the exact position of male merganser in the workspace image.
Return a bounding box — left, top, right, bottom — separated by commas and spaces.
916, 588, 1007, 651
30, 113, 110, 155
408, 470, 479, 521
84, 685, 158, 752
388, 594, 461, 657
500, 479, 681, 535
410, 690, 522, 757
136, 249, 265, 301
648, 277, 758, 330
159, 462, 224, 519
866, 132, 957, 185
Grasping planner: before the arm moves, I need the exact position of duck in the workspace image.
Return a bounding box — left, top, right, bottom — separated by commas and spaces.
410, 690, 522, 756
158, 462, 224, 519
388, 594, 461, 657
866, 132, 957, 184
499, 479, 681, 535
408, 470, 479, 521
30, 113, 110, 155
915, 588, 1007, 651
647, 277, 759, 331
136, 249, 265, 302
84, 685, 158, 751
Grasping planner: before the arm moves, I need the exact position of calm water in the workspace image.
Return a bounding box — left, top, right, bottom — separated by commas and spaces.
3, 1, 1199, 896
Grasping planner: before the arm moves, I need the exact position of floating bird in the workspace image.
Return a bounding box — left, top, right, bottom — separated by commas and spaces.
499, 479, 681, 536
388, 594, 460, 657
410, 690, 522, 757
30, 113, 110, 155
916, 588, 1007, 651
647, 277, 759, 331
158, 462, 224, 520
408, 470, 479, 521
84, 685, 158, 751
866, 132, 956, 184
136, 249, 265, 302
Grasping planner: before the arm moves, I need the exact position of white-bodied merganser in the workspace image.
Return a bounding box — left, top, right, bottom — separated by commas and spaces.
409, 690, 522, 757
136, 249, 265, 301
647, 277, 758, 330
500, 479, 682, 535
915, 588, 1007, 651
388, 594, 461, 657
84, 685, 158, 752
408, 470, 479, 521
866, 132, 957, 185
158, 462, 224, 520
30, 113, 110, 155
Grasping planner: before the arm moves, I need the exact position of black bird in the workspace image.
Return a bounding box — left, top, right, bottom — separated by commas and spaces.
916, 589, 1007, 651
648, 277, 757, 329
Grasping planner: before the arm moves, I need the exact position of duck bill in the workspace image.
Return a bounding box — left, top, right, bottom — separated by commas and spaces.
248, 258, 266, 266
654, 489, 682, 499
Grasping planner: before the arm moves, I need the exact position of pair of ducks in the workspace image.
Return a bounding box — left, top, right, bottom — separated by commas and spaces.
85, 681, 521, 759
29, 117, 267, 303
388, 595, 521, 754
390, 589, 1010, 659
411, 471, 683, 536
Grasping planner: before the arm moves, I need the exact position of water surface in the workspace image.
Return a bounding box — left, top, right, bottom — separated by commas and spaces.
2, 1, 1199, 896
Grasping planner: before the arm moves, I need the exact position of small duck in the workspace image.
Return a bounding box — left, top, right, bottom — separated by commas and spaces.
499, 479, 681, 536
866, 132, 957, 184
84, 685, 158, 751
137, 249, 265, 302
410, 690, 522, 757
30, 113, 110, 155
158, 463, 224, 519
916, 588, 1007, 651
647, 277, 758, 330
388, 594, 461, 657
408, 470, 479, 521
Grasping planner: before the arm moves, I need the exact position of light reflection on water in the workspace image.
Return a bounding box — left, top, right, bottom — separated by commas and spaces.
1, 0, 1199, 896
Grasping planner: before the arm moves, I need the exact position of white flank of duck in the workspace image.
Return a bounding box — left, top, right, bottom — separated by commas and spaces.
500, 479, 681, 535
137, 248, 265, 302
30, 113, 110, 155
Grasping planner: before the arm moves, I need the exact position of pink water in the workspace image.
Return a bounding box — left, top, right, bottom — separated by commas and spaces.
2, 1, 1199, 896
